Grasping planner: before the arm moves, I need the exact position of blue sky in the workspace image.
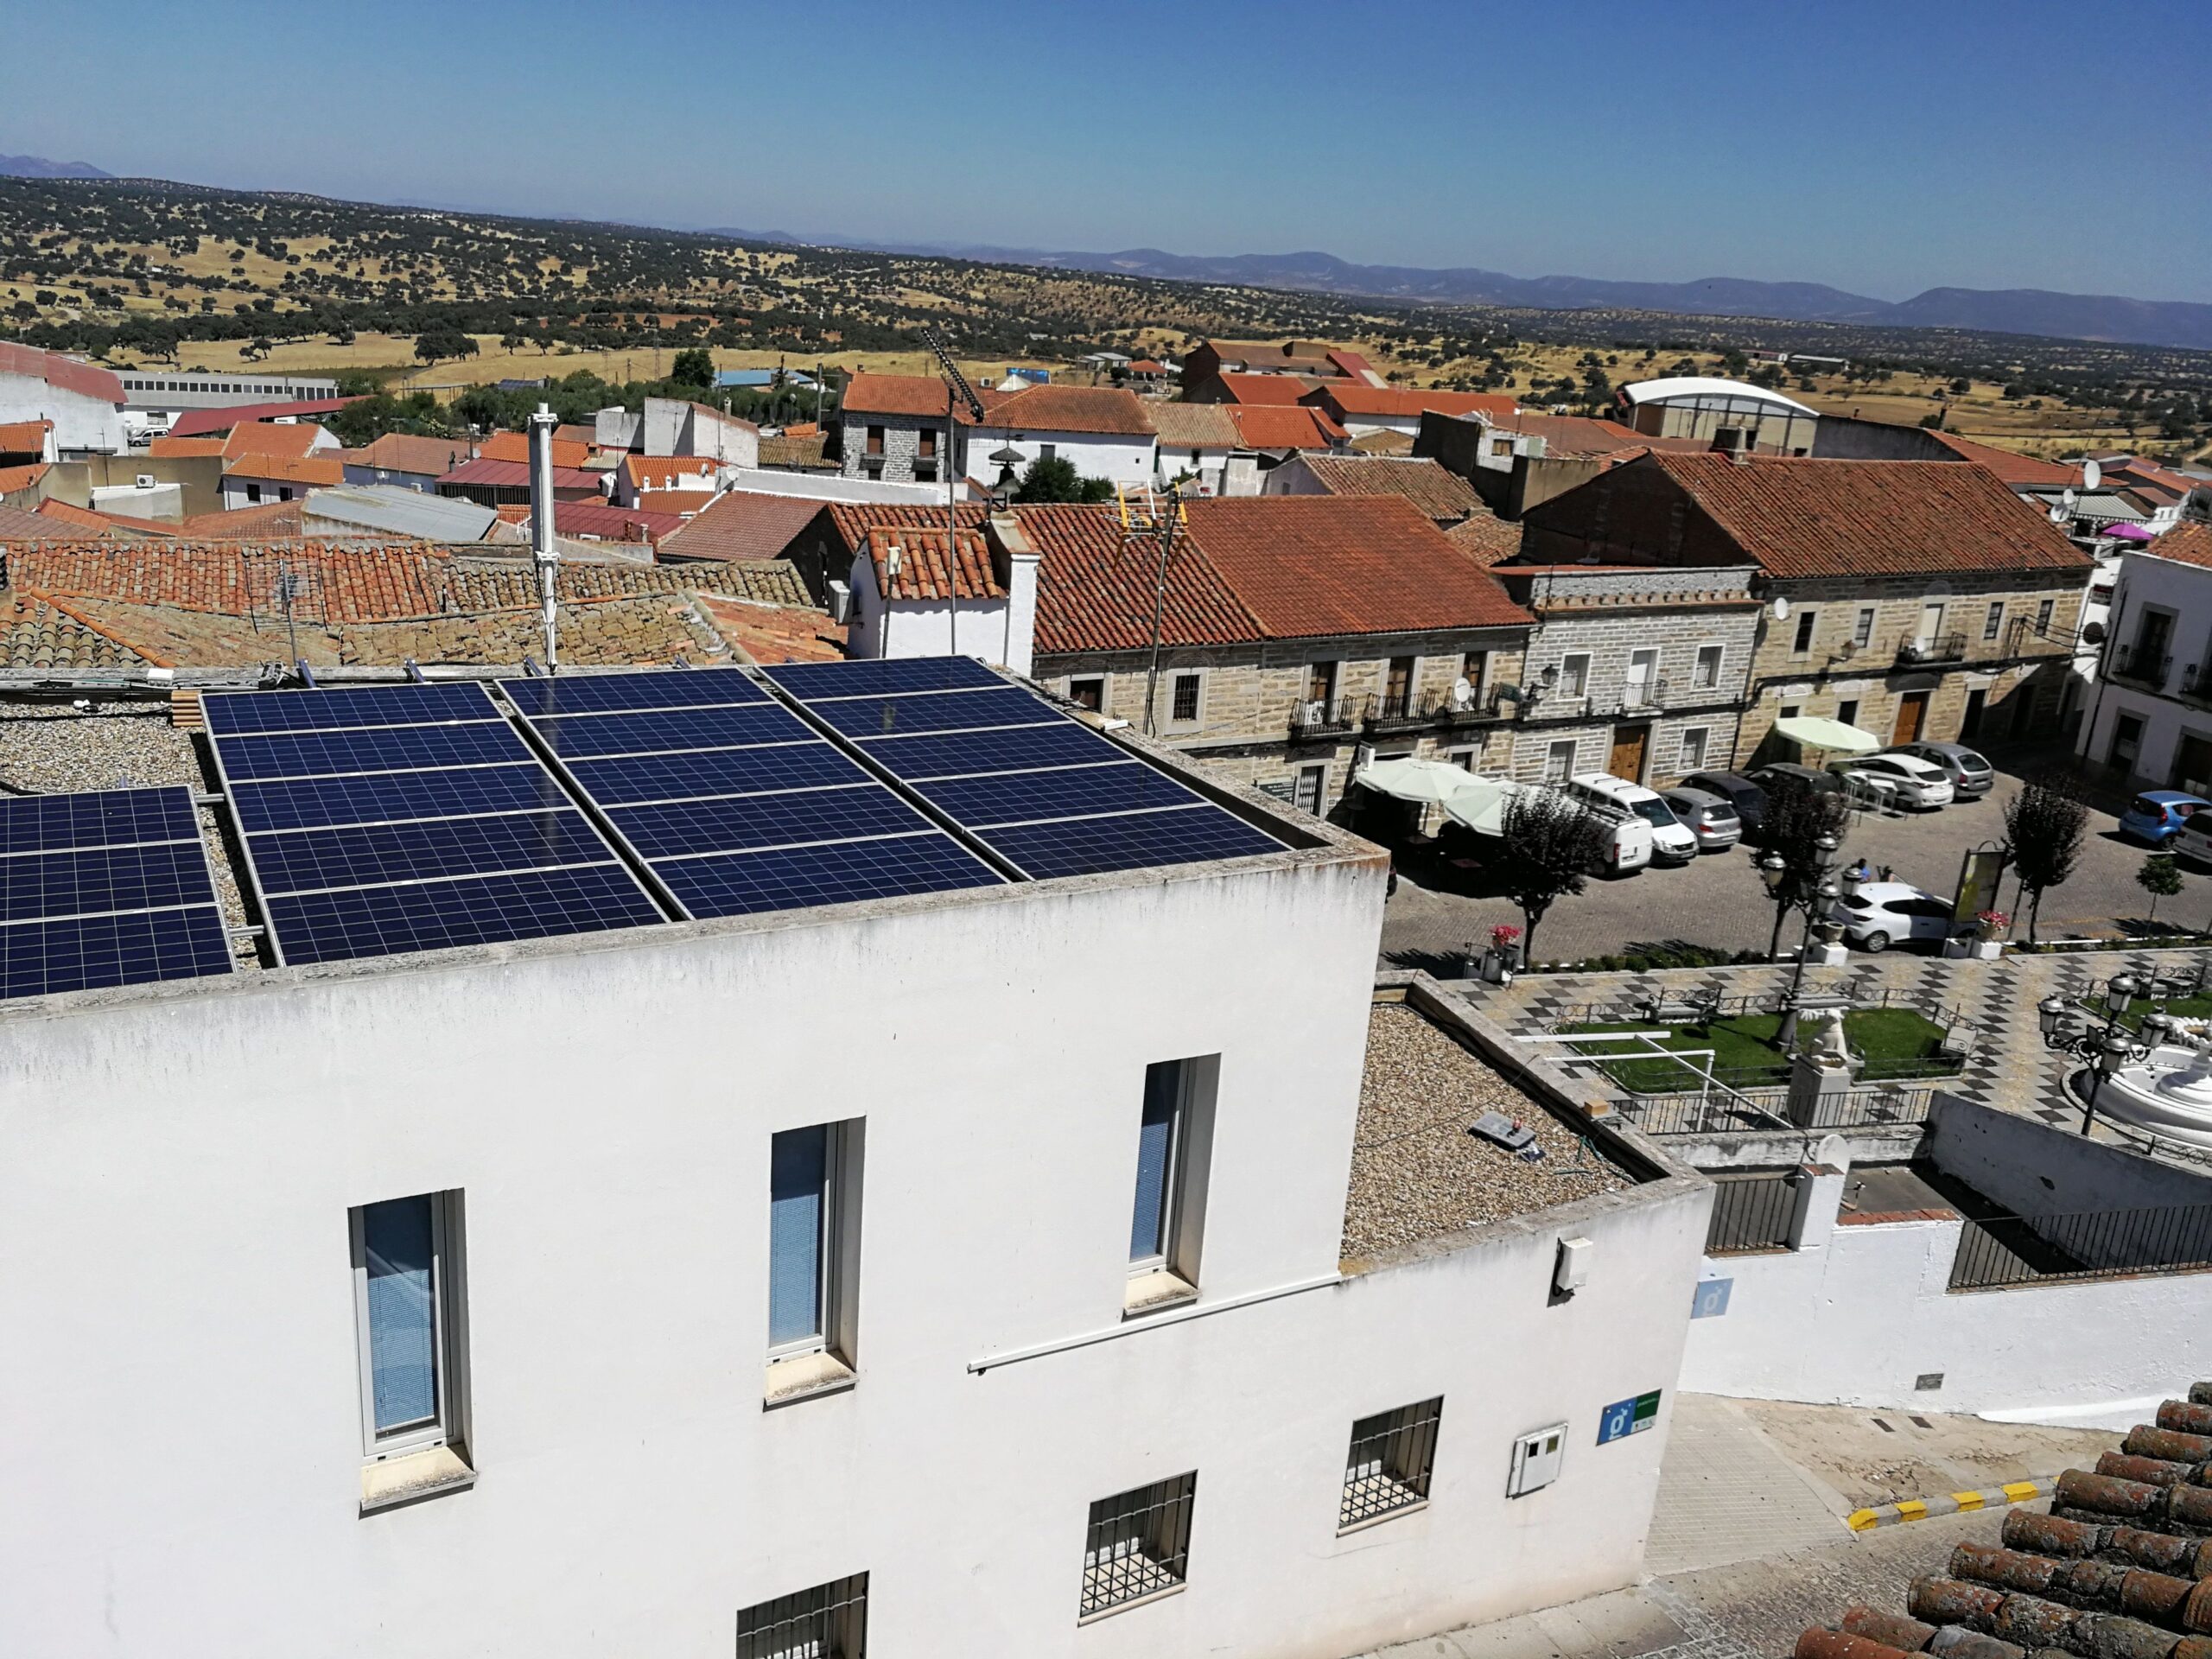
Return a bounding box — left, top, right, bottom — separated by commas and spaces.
7, 0, 2209, 302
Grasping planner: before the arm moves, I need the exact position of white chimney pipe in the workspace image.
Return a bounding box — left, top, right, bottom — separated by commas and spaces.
528, 401, 560, 669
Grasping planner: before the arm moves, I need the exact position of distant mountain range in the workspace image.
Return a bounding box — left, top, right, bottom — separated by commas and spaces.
0, 153, 113, 180
6, 147, 2204, 353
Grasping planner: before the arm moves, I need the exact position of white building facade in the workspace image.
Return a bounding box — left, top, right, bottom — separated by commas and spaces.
2077, 536, 2212, 795
0, 341, 128, 456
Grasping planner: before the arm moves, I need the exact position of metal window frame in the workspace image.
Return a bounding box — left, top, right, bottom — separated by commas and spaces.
1294, 762, 1327, 815
1791, 608, 1818, 655
349, 1189, 464, 1461
1339, 1395, 1445, 1530
1128, 1062, 1187, 1275
767, 1122, 843, 1362
1169, 671, 1203, 726
735, 1570, 869, 1659
1544, 738, 1577, 784
1853, 607, 1876, 649
1984, 601, 2005, 641
1079, 1471, 1198, 1619
1693, 642, 1724, 689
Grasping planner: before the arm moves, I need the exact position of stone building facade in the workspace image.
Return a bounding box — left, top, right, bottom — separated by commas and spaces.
1490, 566, 1764, 786
835, 374, 964, 485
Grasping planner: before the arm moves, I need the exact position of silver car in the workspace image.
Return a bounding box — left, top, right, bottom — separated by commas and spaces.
1891, 741, 1996, 798
1658, 785, 1742, 852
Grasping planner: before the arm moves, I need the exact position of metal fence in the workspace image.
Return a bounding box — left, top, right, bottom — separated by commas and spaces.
1339, 1397, 1444, 1530
735, 1572, 868, 1659
1949, 1202, 2212, 1292
1706, 1174, 1798, 1255
1621, 1084, 1936, 1137
1082, 1471, 1197, 1618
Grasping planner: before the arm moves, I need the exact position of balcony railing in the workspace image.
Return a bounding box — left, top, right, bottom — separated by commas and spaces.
1288, 696, 1363, 740
1896, 632, 1968, 666
2182, 663, 2212, 706
2110, 645, 2172, 687
1291, 690, 1511, 738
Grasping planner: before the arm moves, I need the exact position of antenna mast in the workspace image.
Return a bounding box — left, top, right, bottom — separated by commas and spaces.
1120, 479, 1188, 736
527, 401, 561, 671
923, 327, 986, 659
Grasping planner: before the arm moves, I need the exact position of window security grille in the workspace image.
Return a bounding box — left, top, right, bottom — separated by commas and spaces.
735, 1572, 868, 1659
1172, 674, 1200, 722
1081, 1472, 1197, 1618
1340, 1397, 1444, 1529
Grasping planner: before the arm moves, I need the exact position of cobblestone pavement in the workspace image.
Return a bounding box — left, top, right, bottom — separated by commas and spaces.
1442, 943, 2212, 1162
1380, 763, 2210, 973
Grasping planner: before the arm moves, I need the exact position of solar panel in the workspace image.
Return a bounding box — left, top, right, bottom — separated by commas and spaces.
0, 784, 235, 1001
500, 667, 1010, 921
205, 685, 664, 967
762, 656, 1004, 700
772, 658, 1293, 881
500, 667, 765, 718
201, 682, 500, 735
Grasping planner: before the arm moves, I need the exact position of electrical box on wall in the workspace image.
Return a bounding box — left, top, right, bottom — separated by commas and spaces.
1554, 1236, 1592, 1296
1508, 1423, 1567, 1497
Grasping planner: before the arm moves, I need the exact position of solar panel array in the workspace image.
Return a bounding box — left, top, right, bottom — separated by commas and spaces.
203, 683, 663, 966
762, 657, 1289, 879
499, 667, 1007, 918
0, 785, 235, 1000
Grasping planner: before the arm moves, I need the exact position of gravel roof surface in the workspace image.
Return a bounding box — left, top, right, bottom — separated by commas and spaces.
0, 706, 259, 965
1342, 1000, 1632, 1264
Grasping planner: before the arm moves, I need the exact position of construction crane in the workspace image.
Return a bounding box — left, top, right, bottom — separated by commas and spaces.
922, 327, 987, 660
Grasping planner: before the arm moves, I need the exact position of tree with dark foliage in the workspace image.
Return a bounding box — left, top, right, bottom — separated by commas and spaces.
1497, 788, 1607, 964
2005, 772, 2090, 944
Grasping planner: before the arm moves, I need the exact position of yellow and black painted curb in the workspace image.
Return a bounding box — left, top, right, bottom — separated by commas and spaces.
1846, 1476, 2054, 1533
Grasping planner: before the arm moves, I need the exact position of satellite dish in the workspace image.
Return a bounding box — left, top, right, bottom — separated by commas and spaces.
2060, 488, 2078, 513
1770, 596, 1789, 620
2082, 460, 2103, 493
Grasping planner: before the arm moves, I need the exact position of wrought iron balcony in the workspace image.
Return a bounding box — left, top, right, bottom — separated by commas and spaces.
1287, 695, 1363, 740
1895, 632, 1968, 667
2111, 645, 2172, 688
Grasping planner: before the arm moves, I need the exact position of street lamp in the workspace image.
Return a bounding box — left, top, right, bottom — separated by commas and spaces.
2037, 974, 2151, 1136
1770, 831, 1843, 1046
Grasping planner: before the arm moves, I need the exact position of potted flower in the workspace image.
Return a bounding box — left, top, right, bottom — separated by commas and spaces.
1482, 924, 1523, 982
1973, 910, 2009, 959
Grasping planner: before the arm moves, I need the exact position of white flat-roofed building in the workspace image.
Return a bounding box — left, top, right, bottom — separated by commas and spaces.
1618, 376, 1821, 456
0, 665, 1707, 1658
115, 369, 340, 415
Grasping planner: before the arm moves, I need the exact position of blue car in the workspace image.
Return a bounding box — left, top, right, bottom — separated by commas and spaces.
2120, 791, 2210, 845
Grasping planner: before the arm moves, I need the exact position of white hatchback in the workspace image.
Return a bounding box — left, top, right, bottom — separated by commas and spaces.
1830, 753, 1955, 810
1830, 881, 1960, 951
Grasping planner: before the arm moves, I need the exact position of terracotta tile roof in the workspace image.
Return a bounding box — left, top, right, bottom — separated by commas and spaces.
1216, 372, 1315, 405
1146, 403, 1243, 448
1203, 340, 1338, 373
1444, 511, 1526, 568
863, 526, 1005, 601
476, 430, 591, 469
1349, 429, 1414, 455
146, 435, 228, 458
1325, 350, 1380, 381
980, 385, 1154, 436
1016, 504, 1256, 654
1307, 385, 1519, 421
694, 593, 845, 664
167, 397, 355, 439
0, 502, 108, 541
824, 500, 989, 554
0, 462, 51, 496
489, 499, 683, 543
1551, 453, 2094, 580
222, 422, 330, 462
0, 591, 145, 667
1486, 412, 1655, 457
0, 420, 52, 456
1224, 404, 1346, 451
758, 431, 833, 470
2145, 520, 2212, 570
1185, 496, 1533, 637
343, 432, 474, 476
179, 499, 308, 537
0, 342, 124, 406
659, 490, 824, 563
1289, 454, 1483, 522
221, 452, 343, 487
623, 454, 725, 491
438, 457, 602, 491
1927, 431, 2079, 487
35, 499, 171, 537
841, 373, 958, 420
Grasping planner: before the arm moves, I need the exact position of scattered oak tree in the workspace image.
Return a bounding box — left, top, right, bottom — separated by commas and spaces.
1497, 788, 1607, 964
670, 347, 715, 390
2004, 772, 2090, 944
1013, 454, 1112, 504
414, 329, 478, 367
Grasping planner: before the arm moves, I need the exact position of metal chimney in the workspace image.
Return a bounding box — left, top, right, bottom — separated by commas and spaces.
527, 401, 560, 669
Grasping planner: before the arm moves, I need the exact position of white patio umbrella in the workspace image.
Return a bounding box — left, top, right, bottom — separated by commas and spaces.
1438, 776, 1522, 837
1352, 756, 1486, 806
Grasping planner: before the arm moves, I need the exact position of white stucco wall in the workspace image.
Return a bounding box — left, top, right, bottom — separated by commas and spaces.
0, 371, 126, 455
2077, 548, 2212, 790
0, 843, 1705, 1658
847, 550, 1030, 671
969, 428, 1157, 491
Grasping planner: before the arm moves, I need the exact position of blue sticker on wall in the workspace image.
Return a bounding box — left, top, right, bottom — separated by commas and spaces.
1597, 1390, 1662, 1445
1691, 1278, 1733, 1319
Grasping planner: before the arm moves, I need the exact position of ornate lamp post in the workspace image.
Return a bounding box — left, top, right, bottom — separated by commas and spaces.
2037, 974, 2152, 1135
1763, 830, 1854, 1046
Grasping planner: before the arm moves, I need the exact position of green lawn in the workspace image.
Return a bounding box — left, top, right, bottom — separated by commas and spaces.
2082, 989, 2212, 1033
1563, 1008, 1961, 1094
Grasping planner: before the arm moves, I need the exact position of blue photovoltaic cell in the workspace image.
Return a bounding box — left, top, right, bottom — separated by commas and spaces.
0, 786, 199, 854
264, 865, 663, 965
226, 765, 571, 835
566, 743, 868, 805
247, 810, 613, 895
0, 906, 233, 1000
979, 805, 1286, 879
532, 702, 815, 760
216, 721, 531, 782
763, 655, 1002, 700
608, 786, 934, 859
202, 683, 499, 736
499, 668, 764, 718
809, 686, 1058, 740
854, 721, 1121, 780
654, 832, 1003, 918
0, 842, 217, 921
914, 761, 1198, 828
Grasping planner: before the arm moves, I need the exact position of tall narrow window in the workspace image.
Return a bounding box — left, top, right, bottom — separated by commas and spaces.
2037, 598, 2055, 632
1306, 660, 1336, 705
1383, 655, 1415, 716
351, 1191, 465, 1460
1853, 607, 1875, 650
770, 1125, 831, 1353
1171, 672, 1201, 724
1559, 653, 1590, 696
1126, 1057, 1215, 1312
1694, 645, 1722, 688
865, 424, 884, 455
1984, 601, 2005, 641
1544, 739, 1576, 784
1792, 610, 1816, 654
1130, 1064, 1182, 1268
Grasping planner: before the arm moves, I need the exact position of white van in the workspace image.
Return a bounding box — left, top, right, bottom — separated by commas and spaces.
1530, 782, 1652, 875
1566, 772, 1696, 863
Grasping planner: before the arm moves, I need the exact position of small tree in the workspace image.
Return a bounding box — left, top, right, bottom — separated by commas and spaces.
1757, 784, 1851, 958
1497, 789, 1607, 964
2137, 852, 2184, 925
670, 346, 715, 389
414, 329, 477, 367
2004, 773, 2090, 944
1014, 454, 1112, 504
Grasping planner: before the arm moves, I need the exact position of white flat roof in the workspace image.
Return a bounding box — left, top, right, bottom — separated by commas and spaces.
1620, 377, 1818, 417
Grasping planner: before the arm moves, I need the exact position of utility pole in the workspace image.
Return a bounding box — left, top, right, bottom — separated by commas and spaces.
1125, 478, 1188, 736
923, 327, 986, 660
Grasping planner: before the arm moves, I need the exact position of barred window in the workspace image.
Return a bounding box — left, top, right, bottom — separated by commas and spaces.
1340, 1396, 1444, 1529
1081, 1471, 1196, 1618
735, 1572, 868, 1659
1172, 672, 1201, 723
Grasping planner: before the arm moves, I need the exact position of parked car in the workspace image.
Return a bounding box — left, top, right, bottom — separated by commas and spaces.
1566, 772, 1698, 863
1828, 753, 1955, 810
1830, 881, 1961, 952
1748, 762, 1844, 810
1658, 785, 1742, 852
1680, 770, 1769, 836
2120, 791, 2210, 846
2171, 815, 2212, 868
1891, 741, 1995, 799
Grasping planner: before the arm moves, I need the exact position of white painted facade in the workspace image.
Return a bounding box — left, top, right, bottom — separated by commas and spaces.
845, 538, 1039, 676
219, 469, 320, 509
2076, 543, 2212, 792
0, 366, 127, 456
1678, 1102, 2212, 1427
968, 426, 1157, 492
2, 793, 1708, 1657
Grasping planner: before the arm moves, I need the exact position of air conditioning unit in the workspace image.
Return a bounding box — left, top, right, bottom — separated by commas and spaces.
135, 474, 156, 490
826, 580, 852, 625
